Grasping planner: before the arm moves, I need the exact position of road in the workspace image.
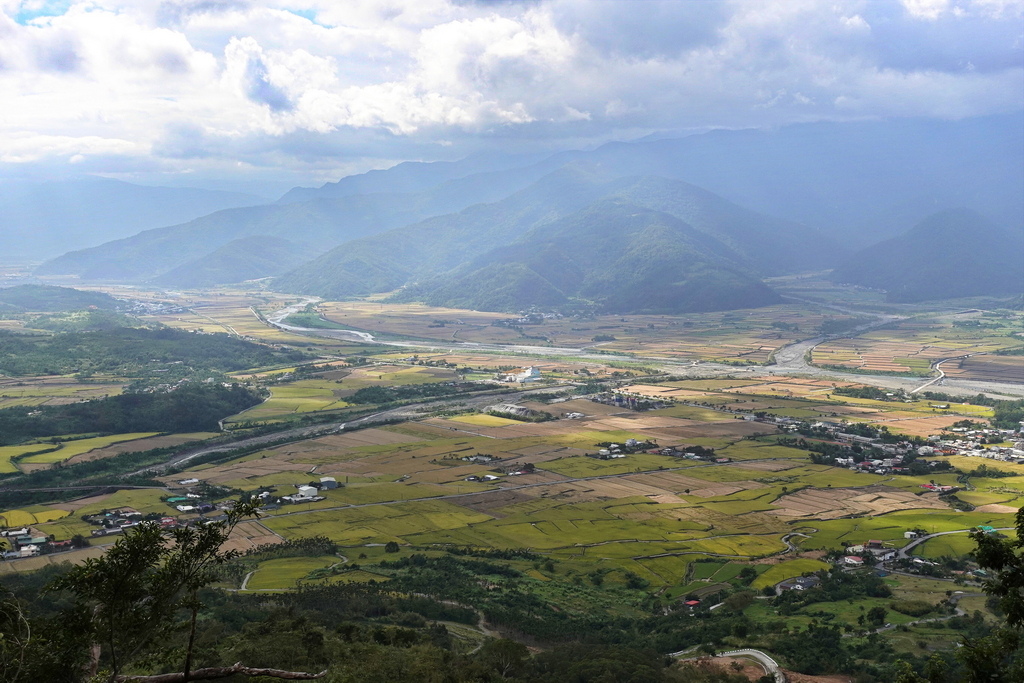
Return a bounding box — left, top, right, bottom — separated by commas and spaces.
128, 384, 564, 476
263, 302, 1024, 399
672, 648, 785, 683
895, 527, 1013, 560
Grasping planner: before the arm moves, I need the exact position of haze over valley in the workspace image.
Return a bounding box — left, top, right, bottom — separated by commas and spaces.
1, 2, 1023, 682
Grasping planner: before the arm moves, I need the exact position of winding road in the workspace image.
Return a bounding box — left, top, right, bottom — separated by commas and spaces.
263, 300, 1024, 400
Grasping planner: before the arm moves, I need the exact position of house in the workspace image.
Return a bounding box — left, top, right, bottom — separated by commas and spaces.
178, 478, 201, 486
777, 576, 821, 592
497, 367, 543, 383
683, 599, 701, 608
319, 476, 339, 489
296, 486, 319, 498
0, 528, 29, 538
904, 531, 920, 539
844, 556, 865, 566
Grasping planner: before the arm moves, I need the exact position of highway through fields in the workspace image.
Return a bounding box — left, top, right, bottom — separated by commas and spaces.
264, 302, 1024, 399
128, 384, 567, 476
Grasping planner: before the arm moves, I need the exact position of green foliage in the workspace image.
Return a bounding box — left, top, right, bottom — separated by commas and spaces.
0, 383, 262, 446
0, 285, 120, 314
0, 327, 306, 377
25, 309, 150, 333
348, 382, 467, 405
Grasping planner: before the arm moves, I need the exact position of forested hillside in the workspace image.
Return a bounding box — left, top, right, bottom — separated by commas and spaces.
394, 201, 782, 313
830, 209, 1024, 302
0, 327, 307, 376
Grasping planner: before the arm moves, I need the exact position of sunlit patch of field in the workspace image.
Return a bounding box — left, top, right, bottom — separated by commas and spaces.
0, 375, 122, 411
0, 505, 69, 528
64, 432, 218, 465
447, 413, 522, 427
244, 555, 338, 590
750, 558, 831, 589
228, 379, 351, 423
16, 433, 162, 469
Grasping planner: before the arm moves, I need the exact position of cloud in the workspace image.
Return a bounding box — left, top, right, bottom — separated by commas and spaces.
0, 0, 1020, 183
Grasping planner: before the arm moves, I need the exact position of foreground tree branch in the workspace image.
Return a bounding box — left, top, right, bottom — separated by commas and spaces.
115, 662, 328, 682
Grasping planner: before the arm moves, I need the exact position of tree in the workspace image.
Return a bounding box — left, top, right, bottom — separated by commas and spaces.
962, 506, 1024, 681
867, 606, 888, 627
49, 502, 326, 683
477, 638, 529, 678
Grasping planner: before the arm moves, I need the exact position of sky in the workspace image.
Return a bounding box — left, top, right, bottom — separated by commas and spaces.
0, 0, 1022, 191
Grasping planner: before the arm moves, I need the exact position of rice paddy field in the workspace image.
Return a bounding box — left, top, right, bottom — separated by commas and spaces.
1, 287, 1019, 632
0, 375, 122, 410
3, 363, 1017, 588
317, 300, 859, 363
811, 311, 1024, 380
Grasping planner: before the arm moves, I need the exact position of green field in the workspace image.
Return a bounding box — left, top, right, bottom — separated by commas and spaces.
245, 556, 339, 590
751, 558, 831, 589
18, 433, 161, 465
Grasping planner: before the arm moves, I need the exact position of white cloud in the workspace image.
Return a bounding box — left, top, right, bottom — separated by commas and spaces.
0, 0, 1020, 182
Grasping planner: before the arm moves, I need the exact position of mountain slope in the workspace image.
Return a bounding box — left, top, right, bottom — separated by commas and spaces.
394, 201, 781, 314
35, 164, 561, 284
830, 209, 1024, 302
273, 165, 626, 298
0, 177, 262, 261
274, 169, 836, 301
151, 236, 308, 288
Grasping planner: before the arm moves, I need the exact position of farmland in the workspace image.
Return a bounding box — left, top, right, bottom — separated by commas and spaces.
0, 281, 1020, 682
811, 310, 1024, 380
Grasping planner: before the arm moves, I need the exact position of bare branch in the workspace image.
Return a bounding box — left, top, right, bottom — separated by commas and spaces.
115, 662, 327, 682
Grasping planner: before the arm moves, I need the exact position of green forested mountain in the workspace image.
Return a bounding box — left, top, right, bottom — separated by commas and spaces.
830, 209, 1024, 302
0, 285, 120, 313
151, 235, 307, 288
275, 169, 833, 309
393, 201, 781, 313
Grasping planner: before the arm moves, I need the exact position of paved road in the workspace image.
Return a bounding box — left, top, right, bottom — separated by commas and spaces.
895, 527, 1013, 560
264, 302, 1024, 399
672, 648, 785, 683
128, 384, 562, 476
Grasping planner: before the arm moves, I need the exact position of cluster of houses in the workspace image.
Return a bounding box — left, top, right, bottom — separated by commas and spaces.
1, 527, 60, 559
586, 438, 657, 460
278, 477, 338, 504
85, 506, 148, 537
927, 431, 1024, 463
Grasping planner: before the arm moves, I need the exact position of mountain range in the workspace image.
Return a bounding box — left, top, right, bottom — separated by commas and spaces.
23, 114, 1024, 314
0, 177, 262, 261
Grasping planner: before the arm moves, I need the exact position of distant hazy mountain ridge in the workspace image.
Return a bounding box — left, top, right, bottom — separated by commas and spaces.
28, 114, 1023, 313
392, 201, 782, 313
0, 178, 262, 261
830, 209, 1024, 302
